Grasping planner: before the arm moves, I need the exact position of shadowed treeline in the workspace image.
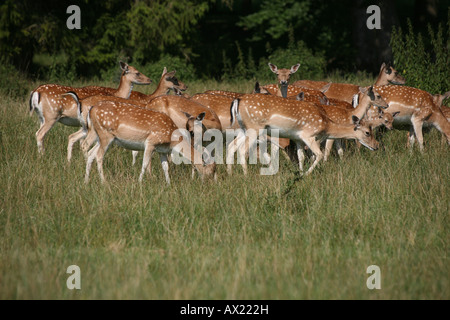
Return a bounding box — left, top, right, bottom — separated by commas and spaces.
0, 0, 447, 81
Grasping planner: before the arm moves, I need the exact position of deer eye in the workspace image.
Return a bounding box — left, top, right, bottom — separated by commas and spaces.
365, 131, 370, 137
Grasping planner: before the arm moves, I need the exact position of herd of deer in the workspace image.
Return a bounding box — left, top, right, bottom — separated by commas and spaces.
29, 61, 450, 184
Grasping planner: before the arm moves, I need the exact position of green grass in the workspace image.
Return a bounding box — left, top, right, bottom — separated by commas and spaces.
0, 78, 448, 300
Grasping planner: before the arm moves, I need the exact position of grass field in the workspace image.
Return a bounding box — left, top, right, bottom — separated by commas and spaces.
0, 78, 448, 300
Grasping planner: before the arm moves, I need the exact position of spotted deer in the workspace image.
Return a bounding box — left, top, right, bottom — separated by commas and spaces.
84, 101, 216, 184
374, 85, 450, 151
293, 62, 406, 103
268, 63, 301, 98
406, 91, 450, 147
294, 86, 390, 161
227, 94, 379, 176
203, 90, 245, 99
64, 67, 187, 162
255, 82, 329, 105
145, 95, 222, 132
29, 62, 152, 154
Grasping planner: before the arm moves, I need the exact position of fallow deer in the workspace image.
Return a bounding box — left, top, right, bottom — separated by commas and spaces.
84, 101, 216, 184
268, 63, 301, 98
227, 94, 379, 176
406, 91, 450, 148
293, 62, 406, 103
374, 85, 450, 151
64, 67, 187, 162
145, 95, 222, 133
256, 82, 329, 105
297, 86, 390, 161
29, 62, 152, 154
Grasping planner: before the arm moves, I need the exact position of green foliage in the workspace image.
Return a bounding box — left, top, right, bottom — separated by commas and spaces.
140, 54, 197, 82
0, 58, 31, 99
237, 0, 312, 41
391, 15, 450, 95
220, 39, 326, 82
260, 40, 326, 81
127, 0, 211, 62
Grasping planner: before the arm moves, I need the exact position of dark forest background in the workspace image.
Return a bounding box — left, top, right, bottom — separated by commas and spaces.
0, 0, 448, 82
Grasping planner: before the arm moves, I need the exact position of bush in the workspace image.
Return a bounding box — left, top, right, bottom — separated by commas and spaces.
257, 40, 326, 82
221, 40, 326, 83
140, 54, 197, 83
0, 60, 31, 99
390, 14, 450, 96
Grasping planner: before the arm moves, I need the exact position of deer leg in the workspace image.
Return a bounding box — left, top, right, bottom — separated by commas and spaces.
94, 134, 114, 184
159, 153, 171, 185
226, 130, 246, 175
35, 118, 58, 154
324, 139, 334, 162
295, 141, 306, 173
132, 151, 139, 166
429, 111, 450, 146
139, 143, 155, 182
239, 132, 258, 176
81, 128, 98, 159
411, 116, 425, 152
407, 127, 416, 149
85, 143, 100, 184
301, 137, 324, 176
335, 139, 344, 159
67, 129, 86, 163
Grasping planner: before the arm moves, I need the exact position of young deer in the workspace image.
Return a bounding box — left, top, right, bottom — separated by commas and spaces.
84, 101, 216, 184
406, 91, 450, 147
268, 62, 301, 98
190, 93, 239, 131
64, 67, 187, 162
145, 95, 222, 133
374, 85, 450, 151
227, 94, 379, 176
294, 87, 392, 161
293, 62, 406, 103
29, 62, 152, 154
256, 83, 329, 105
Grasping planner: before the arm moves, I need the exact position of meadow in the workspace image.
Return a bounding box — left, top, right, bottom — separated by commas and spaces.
0, 77, 448, 300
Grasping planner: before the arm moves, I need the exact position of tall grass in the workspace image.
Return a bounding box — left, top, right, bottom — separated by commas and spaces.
0, 78, 449, 300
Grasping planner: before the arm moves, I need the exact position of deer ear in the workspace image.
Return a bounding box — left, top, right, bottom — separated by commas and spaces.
182, 111, 193, 119
119, 61, 129, 72
320, 83, 332, 94
196, 112, 206, 122
368, 86, 375, 100
352, 115, 361, 126
254, 82, 261, 93
290, 63, 301, 74
162, 67, 168, 76
443, 91, 450, 100
359, 87, 368, 94
296, 92, 305, 101
268, 63, 278, 74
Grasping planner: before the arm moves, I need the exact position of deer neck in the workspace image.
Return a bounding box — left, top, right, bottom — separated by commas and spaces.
352, 96, 372, 120
115, 74, 133, 99
325, 121, 356, 140
374, 69, 388, 86
148, 79, 170, 100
